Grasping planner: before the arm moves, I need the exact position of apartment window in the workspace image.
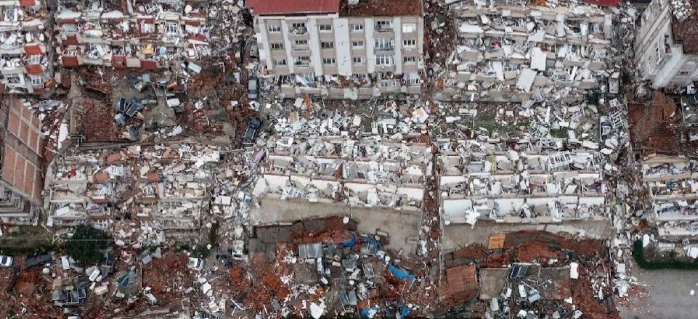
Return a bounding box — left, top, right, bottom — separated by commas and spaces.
375, 55, 393, 66
144, 3, 158, 14
319, 24, 332, 32
295, 56, 310, 65
30, 76, 43, 86
353, 57, 363, 64
270, 43, 283, 50
375, 38, 394, 50
379, 80, 398, 88
268, 25, 281, 33
375, 20, 392, 31
5, 74, 20, 84
322, 58, 336, 64
403, 56, 416, 63
291, 22, 306, 30
321, 42, 334, 49
403, 39, 416, 48
27, 55, 41, 65
352, 41, 364, 48
165, 22, 180, 36
351, 24, 364, 32
273, 59, 287, 66
402, 23, 416, 33
295, 40, 308, 46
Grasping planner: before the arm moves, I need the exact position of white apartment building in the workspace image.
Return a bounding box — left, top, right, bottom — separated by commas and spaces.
635, 0, 698, 89
248, 0, 424, 98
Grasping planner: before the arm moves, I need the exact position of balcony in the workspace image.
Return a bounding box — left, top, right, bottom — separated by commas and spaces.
291, 26, 308, 35
374, 23, 393, 32
374, 45, 394, 53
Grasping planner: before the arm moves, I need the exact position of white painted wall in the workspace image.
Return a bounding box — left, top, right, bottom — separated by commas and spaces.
334, 18, 352, 76
365, 17, 375, 74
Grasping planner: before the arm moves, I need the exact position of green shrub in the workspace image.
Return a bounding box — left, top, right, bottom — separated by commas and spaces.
633, 240, 698, 269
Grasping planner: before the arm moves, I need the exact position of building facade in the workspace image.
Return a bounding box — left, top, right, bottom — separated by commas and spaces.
0, 96, 43, 225
248, 0, 424, 98
635, 0, 698, 89
0, 0, 52, 94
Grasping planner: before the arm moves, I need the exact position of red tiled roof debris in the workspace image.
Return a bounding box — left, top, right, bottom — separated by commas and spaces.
339, 0, 422, 17
672, 15, 698, 54
247, 0, 340, 15
582, 0, 621, 6
24, 45, 42, 55
25, 64, 43, 75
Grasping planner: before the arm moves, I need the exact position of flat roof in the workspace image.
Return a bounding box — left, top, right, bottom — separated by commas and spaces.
673, 14, 698, 54
247, 0, 340, 16
339, 0, 422, 17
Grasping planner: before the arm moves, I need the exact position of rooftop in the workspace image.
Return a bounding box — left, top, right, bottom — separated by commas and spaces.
247, 0, 341, 15
672, 13, 698, 54
339, 0, 423, 17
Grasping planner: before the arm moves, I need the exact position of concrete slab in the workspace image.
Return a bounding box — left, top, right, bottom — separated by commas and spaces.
252, 198, 422, 255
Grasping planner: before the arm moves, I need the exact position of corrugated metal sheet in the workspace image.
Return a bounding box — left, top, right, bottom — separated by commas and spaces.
247, 0, 340, 15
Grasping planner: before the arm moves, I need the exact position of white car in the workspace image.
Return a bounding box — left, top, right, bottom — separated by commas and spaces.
0, 255, 13, 267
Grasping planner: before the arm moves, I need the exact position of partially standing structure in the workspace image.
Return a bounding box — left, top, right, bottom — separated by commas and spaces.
0, 97, 44, 224
635, 0, 698, 88
248, 0, 424, 98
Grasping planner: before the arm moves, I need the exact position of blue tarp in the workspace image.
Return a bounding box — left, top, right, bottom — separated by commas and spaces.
400, 307, 410, 318
361, 306, 379, 318
342, 233, 357, 248
362, 235, 381, 247
388, 264, 415, 283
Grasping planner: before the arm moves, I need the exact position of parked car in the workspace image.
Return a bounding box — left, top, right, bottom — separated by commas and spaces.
0, 255, 13, 267
244, 117, 263, 143
26, 252, 52, 269
187, 257, 204, 271
248, 76, 259, 101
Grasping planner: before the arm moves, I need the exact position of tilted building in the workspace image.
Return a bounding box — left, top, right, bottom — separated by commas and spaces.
248, 0, 424, 98
635, 0, 698, 89
0, 97, 44, 224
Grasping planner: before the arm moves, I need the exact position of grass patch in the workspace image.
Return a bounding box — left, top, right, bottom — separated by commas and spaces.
549, 128, 569, 138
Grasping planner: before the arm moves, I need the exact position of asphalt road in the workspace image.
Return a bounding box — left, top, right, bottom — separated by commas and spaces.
619, 261, 698, 319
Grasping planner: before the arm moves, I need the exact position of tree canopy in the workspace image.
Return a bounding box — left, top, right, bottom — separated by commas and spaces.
66, 225, 110, 266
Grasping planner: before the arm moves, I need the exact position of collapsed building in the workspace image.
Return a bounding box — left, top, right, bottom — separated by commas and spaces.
56, 0, 211, 69
248, 0, 424, 98
258, 137, 430, 210
439, 139, 608, 225
439, 0, 620, 102
0, 0, 52, 93
641, 154, 698, 239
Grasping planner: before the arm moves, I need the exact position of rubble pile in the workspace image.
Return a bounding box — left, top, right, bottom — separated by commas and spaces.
192, 218, 436, 318
435, 0, 618, 102
444, 231, 618, 319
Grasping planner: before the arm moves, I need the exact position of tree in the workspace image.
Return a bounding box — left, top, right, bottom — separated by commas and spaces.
66, 225, 110, 266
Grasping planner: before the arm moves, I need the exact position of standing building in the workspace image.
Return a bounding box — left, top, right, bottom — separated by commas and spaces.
0, 96, 43, 225
247, 0, 424, 98
635, 0, 698, 89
